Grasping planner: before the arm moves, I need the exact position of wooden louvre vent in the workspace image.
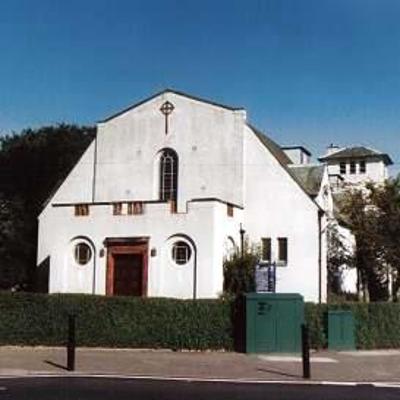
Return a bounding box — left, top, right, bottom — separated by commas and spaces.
75, 204, 89, 216
128, 202, 144, 215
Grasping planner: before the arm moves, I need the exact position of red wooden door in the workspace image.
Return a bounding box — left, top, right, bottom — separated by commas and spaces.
106, 239, 148, 297
113, 254, 143, 296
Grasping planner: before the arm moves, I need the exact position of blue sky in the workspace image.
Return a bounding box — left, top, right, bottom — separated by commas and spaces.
0, 0, 399, 174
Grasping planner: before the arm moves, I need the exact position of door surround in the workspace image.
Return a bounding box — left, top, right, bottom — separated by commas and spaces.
104, 237, 149, 296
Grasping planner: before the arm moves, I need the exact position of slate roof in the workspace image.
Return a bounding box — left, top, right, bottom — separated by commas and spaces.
248, 124, 323, 209
289, 165, 325, 197
100, 89, 244, 123
318, 146, 393, 165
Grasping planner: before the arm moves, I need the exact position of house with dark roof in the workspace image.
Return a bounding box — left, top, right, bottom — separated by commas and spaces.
38, 89, 327, 302
319, 145, 393, 190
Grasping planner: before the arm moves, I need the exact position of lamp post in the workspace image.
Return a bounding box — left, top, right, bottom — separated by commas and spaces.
239, 223, 245, 259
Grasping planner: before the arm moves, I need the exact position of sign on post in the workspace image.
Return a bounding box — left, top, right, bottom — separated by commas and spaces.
255, 262, 276, 293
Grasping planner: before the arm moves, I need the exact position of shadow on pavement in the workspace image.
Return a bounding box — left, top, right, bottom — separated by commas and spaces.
43, 360, 69, 371
257, 367, 301, 379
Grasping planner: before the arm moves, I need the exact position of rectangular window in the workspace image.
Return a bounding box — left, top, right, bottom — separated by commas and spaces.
278, 238, 288, 265
350, 161, 356, 174
261, 238, 271, 262
75, 204, 89, 216
113, 203, 123, 215
340, 162, 346, 175
128, 202, 144, 215
227, 204, 234, 217
360, 160, 366, 174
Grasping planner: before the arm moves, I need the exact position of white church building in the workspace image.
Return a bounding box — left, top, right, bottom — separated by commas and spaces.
37, 89, 328, 302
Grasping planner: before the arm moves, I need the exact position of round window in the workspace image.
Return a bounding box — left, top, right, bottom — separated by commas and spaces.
74, 243, 92, 265
172, 241, 192, 265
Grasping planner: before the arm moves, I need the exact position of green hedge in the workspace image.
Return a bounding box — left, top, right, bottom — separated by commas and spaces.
305, 302, 400, 349
1, 292, 400, 350
0, 292, 233, 350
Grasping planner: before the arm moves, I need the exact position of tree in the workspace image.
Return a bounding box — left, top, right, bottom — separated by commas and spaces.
340, 177, 400, 301
0, 124, 95, 290
223, 241, 260, 296
367, 178, 400, 299
326, 221, 353, 297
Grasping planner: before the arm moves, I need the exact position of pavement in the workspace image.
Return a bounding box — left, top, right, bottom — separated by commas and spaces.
1, 346, 400, 384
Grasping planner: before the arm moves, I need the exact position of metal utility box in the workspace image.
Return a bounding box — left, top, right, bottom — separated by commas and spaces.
328, 310, 356, 350
245, 293, 304, 353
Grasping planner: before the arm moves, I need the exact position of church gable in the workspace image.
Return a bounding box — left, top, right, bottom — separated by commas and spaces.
94, 90, 246, 207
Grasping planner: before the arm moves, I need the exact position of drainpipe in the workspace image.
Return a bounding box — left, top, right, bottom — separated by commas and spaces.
92, 133, 98, 202
318, 210, 323, 304
193, 251, 197, 300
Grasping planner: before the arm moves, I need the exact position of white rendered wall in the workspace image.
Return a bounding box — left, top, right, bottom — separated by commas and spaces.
38, 91, 325, 302
326, 159, 387, 186
283, 148, 310, 165
38, 199, 241, 299
94, 92, 245, 210
243, 126, 325, 302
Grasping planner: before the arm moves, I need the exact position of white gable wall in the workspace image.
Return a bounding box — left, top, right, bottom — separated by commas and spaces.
243, 126, 325, 302
95, 93, 245, 209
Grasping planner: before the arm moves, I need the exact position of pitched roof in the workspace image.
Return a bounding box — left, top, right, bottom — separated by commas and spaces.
99, 89, 244, 123
289, 165, 325, 197
319, 146, 393, 165
249, 124, 293, 166
248, 124, 323, 210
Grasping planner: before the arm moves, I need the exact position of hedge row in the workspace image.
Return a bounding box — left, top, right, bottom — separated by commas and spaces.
305, 302, 400, 349
1, 292, 400, 350
0, 292, 233, 350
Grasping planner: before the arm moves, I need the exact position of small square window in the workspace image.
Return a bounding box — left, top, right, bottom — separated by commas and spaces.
350, 161, 356, 174
261, 238, 271, 262
340, 162, 346, 175
360, 160, 366, 174
75, 204, 89, 216
113, 203, 123, 215
227, 204, 234, 217
278, 238, 288, 265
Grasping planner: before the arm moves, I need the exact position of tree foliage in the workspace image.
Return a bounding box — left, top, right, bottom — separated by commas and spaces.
223, 241, 259, 296
0, 124, 95, 289
326, 221, 353, 297
341, 177, 400, 301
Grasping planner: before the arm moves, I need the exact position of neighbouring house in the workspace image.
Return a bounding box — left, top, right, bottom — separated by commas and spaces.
37, 89, 327, 302
318, 144, 393, 293
318, 144, 393, 192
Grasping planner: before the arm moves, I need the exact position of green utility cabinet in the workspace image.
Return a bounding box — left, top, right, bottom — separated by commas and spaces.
245, 293, 304, 353
328, 310, 356, 350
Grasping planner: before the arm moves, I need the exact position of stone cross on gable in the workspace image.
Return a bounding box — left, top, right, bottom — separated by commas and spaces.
160, 101, 175, 135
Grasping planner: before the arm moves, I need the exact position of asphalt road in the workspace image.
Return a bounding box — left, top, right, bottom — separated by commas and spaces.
0, 377, 399, 400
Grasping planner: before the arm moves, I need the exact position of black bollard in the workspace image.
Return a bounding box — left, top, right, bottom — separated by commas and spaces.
67, 314, 76, 371
301, 324, 311, 379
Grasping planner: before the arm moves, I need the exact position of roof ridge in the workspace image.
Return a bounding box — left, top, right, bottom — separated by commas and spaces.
247, 123, 324, 208
99, 89, 244, 123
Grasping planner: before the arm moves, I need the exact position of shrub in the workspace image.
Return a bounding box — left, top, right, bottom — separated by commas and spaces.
223, 241, 260, 296
0, 292, 233, 350
305, 302, 400, 349
2, 292, 400, 351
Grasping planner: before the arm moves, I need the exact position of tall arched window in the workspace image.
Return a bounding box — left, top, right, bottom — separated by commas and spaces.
159, 149, 178, 204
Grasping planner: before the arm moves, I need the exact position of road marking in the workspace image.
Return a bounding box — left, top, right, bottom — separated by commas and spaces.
0, 387, 7, 391
258, 355, 338, 363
